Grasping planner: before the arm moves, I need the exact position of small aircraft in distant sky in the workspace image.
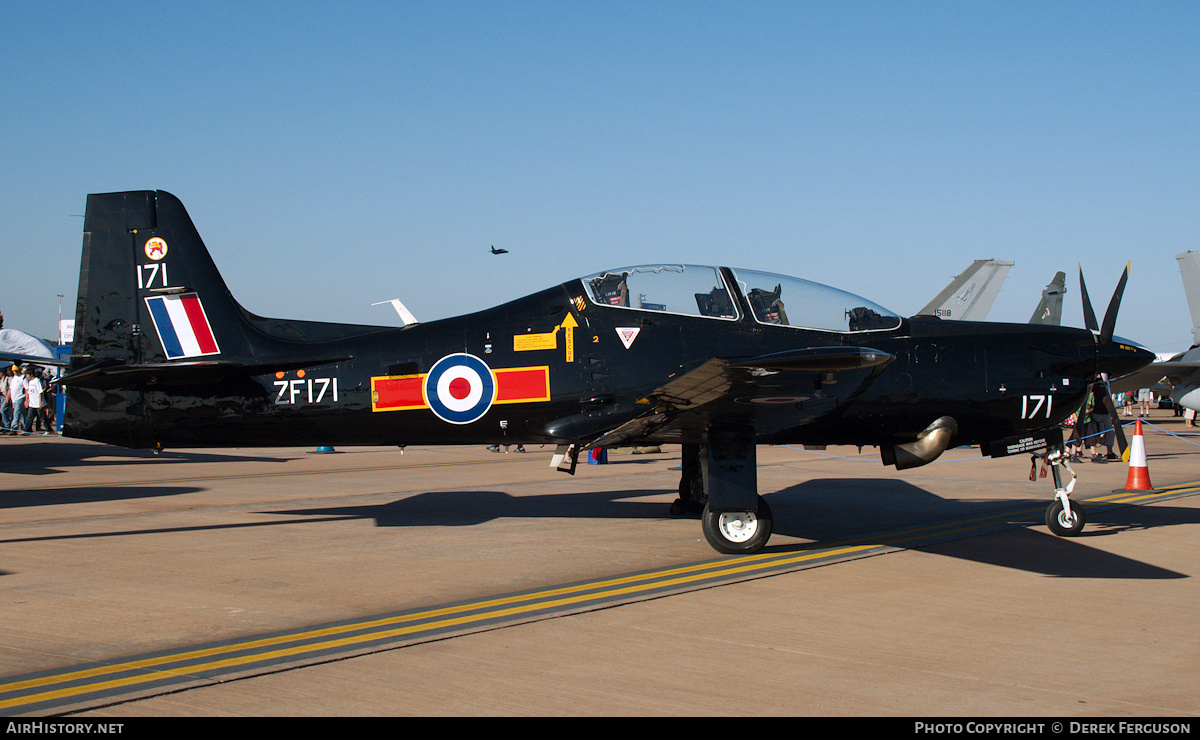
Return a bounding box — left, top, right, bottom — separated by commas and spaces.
490, 245, 508, 255
59, 191, 1153, 553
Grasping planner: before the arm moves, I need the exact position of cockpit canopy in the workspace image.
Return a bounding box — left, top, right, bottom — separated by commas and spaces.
580, 264, 901, 333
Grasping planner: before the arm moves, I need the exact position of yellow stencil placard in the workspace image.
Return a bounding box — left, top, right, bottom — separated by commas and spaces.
514, 332, 557, 352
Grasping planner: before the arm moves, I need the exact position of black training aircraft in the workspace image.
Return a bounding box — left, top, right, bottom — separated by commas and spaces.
59, 191, 1154, 554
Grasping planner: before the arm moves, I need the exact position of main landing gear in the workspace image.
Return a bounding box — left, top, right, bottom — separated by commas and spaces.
1038, 444, 1086, 537
673, 432, 775, 555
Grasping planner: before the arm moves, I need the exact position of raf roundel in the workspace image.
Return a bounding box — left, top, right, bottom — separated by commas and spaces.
423, 353, 497, 424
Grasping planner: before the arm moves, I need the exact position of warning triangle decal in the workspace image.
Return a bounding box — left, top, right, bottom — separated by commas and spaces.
615, 327, 640, 349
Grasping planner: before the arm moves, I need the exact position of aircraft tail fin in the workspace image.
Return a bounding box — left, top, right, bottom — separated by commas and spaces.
70, 190, 383, 380
917, 259, 1013, 321
1176, 252, 1200, 346
71, 190, 266, 370
64, 190, 383, 446
1028, 271, 1067, 325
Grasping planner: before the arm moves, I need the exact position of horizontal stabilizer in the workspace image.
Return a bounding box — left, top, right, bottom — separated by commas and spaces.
1, 351, 68, 367
0, 328, 66, 367
58, 356, 353, 389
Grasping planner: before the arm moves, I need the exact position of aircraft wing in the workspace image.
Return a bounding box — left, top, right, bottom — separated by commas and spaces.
585, 346, 894, 448
1109, 360, 1200, 394
917, 259, 1014, 321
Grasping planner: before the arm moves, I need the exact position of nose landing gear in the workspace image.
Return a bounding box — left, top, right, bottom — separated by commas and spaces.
1040, 445, 1086, 537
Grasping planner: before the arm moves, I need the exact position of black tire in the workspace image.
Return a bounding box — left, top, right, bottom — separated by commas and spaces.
1046, 499, 1086, 536
701, 496, 773, 554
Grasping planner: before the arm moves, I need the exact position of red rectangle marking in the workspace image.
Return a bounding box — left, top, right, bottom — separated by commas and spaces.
371, 375, 426, 412
371, 365, 549, 413
494, 366, 550, 404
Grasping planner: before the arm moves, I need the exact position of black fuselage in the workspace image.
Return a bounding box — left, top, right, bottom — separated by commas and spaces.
64, 279, 1123, 452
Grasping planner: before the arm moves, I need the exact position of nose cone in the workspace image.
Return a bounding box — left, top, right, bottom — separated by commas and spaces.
1099, 340, 1156, 379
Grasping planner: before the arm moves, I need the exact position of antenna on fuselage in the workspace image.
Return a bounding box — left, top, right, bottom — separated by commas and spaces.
372, 299, 419, 326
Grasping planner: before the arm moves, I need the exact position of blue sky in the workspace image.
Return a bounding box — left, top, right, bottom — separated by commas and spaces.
2, 2, 1197, 354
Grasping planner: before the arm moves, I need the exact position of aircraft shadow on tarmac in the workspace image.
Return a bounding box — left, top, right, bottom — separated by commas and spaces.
0, 483, 206, 511
2, 463, 1189, 580
0, 440, 282, 476
271, 479, 1194, 580
273, 487, 671, 528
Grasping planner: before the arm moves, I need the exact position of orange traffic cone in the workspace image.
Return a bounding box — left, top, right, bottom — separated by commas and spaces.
1124, 419, 1153, 491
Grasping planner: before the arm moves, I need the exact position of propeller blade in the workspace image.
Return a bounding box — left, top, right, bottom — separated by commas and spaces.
1099, 262, 1130, 344
1079, 266, 1099, 334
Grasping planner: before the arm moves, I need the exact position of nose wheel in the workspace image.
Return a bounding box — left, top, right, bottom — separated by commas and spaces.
1046, 497, 1086, 536
1041, 445, 1086, 537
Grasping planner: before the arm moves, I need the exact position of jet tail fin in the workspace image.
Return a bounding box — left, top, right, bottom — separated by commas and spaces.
917, 259, 1013, 321
1176, 252, 1200, 346
1028, 271, 1067, 325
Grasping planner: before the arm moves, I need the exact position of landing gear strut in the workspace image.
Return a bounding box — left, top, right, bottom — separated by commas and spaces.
676, 426, 773, 554
1041, 444, 1086, 537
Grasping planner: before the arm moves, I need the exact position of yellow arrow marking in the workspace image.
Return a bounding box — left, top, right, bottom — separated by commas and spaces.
561, 313, 577, 362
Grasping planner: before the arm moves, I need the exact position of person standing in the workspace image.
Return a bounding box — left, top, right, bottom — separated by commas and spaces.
1137, 387, 1153, 417
1090, 382, 1116, 461
9, 365, 26, 432
22, 366, 44, 434
42, 375, 56, 433
0, 365, 11, 432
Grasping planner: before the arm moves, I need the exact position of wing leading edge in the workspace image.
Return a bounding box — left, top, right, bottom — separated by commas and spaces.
587, 346, 895, 448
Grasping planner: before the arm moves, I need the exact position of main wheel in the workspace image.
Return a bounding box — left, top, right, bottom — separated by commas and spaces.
701, 496, 773, 554
1046, 499, 1086, 536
